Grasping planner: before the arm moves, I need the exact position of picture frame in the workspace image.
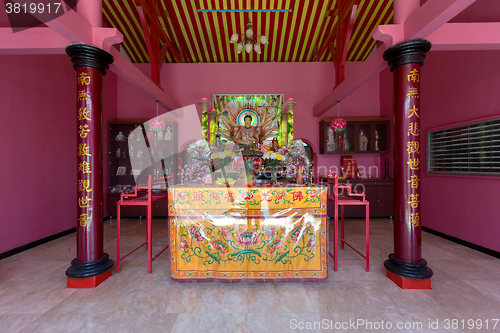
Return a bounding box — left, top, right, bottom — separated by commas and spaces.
116, 166, 127, 176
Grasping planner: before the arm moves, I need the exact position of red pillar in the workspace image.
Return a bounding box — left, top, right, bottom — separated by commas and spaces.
383, 39, 433, 288
65, 44, 114, 288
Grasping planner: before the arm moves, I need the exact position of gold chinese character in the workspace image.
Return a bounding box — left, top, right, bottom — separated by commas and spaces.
78, 161, 91, 174
78, 196, 92, 208
407, 69, 419, 82
407, 88, 419, 98
407, 105, 420, 119
78, 73, 91, 85
78, 90, 90, 101
409, 213, 420, 227
407, 175, 420, 189
408, 194, 420, 209
407, 158, 420, 170
79, 124, 90, 138
78, 213, 89, 227
78, 179, 93, 192
408, 122, 420, 136
406, 141, 420, 154
78, 108, 92, 121
78, 143, 92, 157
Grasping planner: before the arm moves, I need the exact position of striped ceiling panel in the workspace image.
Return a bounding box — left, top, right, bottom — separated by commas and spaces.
102, 0, 393, 63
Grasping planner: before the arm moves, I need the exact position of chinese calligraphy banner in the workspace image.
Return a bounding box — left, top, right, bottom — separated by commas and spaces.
168, 185, 328, 281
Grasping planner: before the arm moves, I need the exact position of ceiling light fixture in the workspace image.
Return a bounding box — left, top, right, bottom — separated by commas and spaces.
229, 18, 268, 54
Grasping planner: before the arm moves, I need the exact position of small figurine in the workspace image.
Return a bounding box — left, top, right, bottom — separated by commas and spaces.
375, 130, 379, 151
157, 130, 163, 141
128, 130, 134, 141
327, 127, 336, 152
211, 134, 225, 153
115, 131, 125, 141
343, 133, 349, 151
359, 130, 369, 151
164, 127, 172, 141
116, 148, 121, 157
137, 150, 143, 158
129, 146, 134, 157
122, 150, 126, 158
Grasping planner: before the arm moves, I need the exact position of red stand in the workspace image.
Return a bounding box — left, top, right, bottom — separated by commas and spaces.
325, 175, 370, 272
116, 176, 169, 274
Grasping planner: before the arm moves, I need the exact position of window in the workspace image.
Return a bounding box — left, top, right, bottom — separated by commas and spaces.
427, 118, 500, 176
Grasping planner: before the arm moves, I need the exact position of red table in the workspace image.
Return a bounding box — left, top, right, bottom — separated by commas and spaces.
116, 176, 169, 274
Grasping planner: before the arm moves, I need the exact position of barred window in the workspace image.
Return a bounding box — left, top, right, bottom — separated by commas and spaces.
427, 118, 500, 176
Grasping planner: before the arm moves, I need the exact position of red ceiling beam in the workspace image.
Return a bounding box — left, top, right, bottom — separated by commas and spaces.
324, 0, 358, 87
315, 0, 360, 62
135, 0, 183, 87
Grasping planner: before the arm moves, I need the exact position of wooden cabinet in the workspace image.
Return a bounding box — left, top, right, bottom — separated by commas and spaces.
319, 118, 390, 154
325, 179, 394, 218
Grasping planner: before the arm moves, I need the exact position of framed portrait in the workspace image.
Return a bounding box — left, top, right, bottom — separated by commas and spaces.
116, 166, 127, 176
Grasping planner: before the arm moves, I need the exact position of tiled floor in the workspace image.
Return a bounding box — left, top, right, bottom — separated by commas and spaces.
1, 218, 499, 333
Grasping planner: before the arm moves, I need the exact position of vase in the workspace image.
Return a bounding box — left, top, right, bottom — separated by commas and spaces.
296, 165, 304, 185
270, 168, 278, 184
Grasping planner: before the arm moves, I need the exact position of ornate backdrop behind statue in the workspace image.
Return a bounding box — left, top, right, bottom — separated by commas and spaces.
201, 94, 293, 156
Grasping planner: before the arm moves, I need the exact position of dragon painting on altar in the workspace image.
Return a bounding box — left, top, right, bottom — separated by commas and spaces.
202, 94, 293, 157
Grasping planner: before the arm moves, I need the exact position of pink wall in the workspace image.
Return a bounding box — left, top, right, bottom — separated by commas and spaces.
0, 54, 117, 254
419, 50, 500, 252
0, 55, 76, 254
117, 62, 384, 178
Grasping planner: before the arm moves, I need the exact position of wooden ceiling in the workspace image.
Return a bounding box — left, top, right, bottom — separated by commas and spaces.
102, 0, 393, 63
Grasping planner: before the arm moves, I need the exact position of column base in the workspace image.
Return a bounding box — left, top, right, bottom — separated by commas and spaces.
66, 253, 114, 279
387, 270, 431, 289
67, 269, 111, 288
384, 253, 433, 289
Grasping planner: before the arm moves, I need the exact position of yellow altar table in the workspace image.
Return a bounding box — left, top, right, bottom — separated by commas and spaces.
168, 185, 328, 281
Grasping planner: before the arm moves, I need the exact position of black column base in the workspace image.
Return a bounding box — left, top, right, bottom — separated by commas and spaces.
384, 253, 433, 280
65, 253, 114, 279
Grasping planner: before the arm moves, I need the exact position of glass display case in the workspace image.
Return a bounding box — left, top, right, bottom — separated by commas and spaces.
107, 119, 178, 217
319, 118, 390, 154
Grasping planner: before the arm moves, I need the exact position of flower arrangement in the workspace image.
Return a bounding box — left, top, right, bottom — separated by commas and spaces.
181, 161, 210, 183
212, 149, 237, 170
262, 150, 283, 169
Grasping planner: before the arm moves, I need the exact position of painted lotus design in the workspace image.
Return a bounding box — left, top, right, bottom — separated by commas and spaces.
290, 225, 304, 242
241, 192, 254, 201
309, 189, 319, 199
308, 237, 316, 249
189, 226, 206, 243
176, 192, 186, 200
266, 238, 281, 254
211, 240, 229, 253
179, 239, 188, 249
220, 227, 231, 239
237, 230, 259, 246
266, 227, 276, 238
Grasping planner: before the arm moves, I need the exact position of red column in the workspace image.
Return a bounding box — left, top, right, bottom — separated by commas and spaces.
65, 44, 114, 287
383, 39, 433, 286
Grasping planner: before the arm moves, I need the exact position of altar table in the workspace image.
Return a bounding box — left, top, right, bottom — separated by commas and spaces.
168, 185, 328, 281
